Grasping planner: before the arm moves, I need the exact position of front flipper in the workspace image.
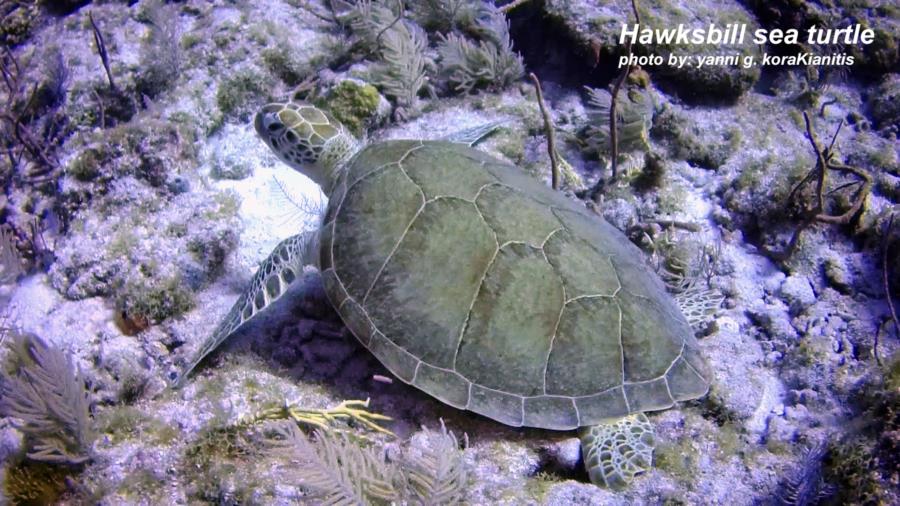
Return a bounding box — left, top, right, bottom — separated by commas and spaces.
579, 413, 655, 489
174, 230, 319, 387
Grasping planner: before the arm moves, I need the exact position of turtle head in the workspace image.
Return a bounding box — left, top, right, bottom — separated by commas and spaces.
254, 102, 359, 190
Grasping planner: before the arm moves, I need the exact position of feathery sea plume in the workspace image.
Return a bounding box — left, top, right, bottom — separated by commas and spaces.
0, 331, 94, 464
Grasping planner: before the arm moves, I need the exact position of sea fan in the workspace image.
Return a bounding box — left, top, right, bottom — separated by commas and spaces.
348, 0, 403, 49
369, 19, 430, 111
0, 224, 22, 284
404, 421, 468, 505
412, 0, 493, 36
436, 30, 523, 94
135, 0, 181, 98
0, 331, 94, 464
775, 441, 834, 506
267, 422, 400, 504
433, 1, 523, 94
467, 3, 515, 50
269, 419, 470, 505
346, 0, 430, 111
584, 86, 654, 155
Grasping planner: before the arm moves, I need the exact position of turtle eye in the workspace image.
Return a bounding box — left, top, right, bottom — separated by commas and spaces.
255, 108, 286, 139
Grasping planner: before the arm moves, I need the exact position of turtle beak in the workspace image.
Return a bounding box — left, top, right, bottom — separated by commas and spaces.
254, 104, 286, 145
253, 110, 267, 140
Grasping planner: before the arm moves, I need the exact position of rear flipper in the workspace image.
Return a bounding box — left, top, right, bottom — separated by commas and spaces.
674, 283, 724, 332
579, 413, 655, 489
174, 230, 319, 387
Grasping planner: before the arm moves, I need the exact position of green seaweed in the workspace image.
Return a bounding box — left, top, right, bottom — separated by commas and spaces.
1, 2, 39, 47
3, 461, 74, 506
322, 80, 382, 136
525, 471, 563, 502
182, 424, 260, 504
654, 436, 697, 487
216, 70, 270, 121
262, 46, 310, 87
116, 271, 195, 324
67, 147, 107, 182
95, 405, 179, 446
823, 354, 900, 504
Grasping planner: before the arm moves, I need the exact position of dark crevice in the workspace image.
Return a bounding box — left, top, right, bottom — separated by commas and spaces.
506, 0, 617, 91
506, 1, 748, 106
42, 0, 93, 16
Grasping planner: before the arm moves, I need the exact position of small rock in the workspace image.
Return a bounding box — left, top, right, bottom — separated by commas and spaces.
765, 351, 783, 366
823, 255, 853, 294
711, 203, 734, 229
778, 275, 817, 315
832, 338, 843, 354
763, 271, 786, 295
745, 375, 786, 441
98, 335, 153, 401
0, 426, 24, 465
784, 404, 811, 422
766, 415, 798, 443
166, 174, 190, 194
544, 438, 582, 473
787, 389, 818, 406
601, 198, 638, 232
211, 159, 252, 180
748, 304, 798, 341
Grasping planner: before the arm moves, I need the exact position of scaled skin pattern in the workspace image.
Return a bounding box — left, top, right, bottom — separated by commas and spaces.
319, 139, 710, 431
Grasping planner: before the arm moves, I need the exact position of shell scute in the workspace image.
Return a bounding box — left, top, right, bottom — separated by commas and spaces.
617, 291, 685, 382
623, 378, 675, 413
454, 242, 564, 397
475, 184, 561, 246
401, 143, 498, 200
332, 164, 423, 300
468, 385, 524, 426
523, 396, 578, 430
413, 363, 471, 409
543, 228, 621, 299
666, 355, 710, 401
545, 297, 622, 396
368, 331, 419, 383
574, 387, 630, 422
364, 197, 496, 369
338, 299, 374, 346
344, 140, 422, 185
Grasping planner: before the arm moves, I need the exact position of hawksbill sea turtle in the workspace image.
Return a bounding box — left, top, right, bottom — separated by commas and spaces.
175, 101, 722, 489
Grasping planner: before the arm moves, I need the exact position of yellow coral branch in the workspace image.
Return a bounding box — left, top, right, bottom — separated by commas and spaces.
249, 398, 395, 437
